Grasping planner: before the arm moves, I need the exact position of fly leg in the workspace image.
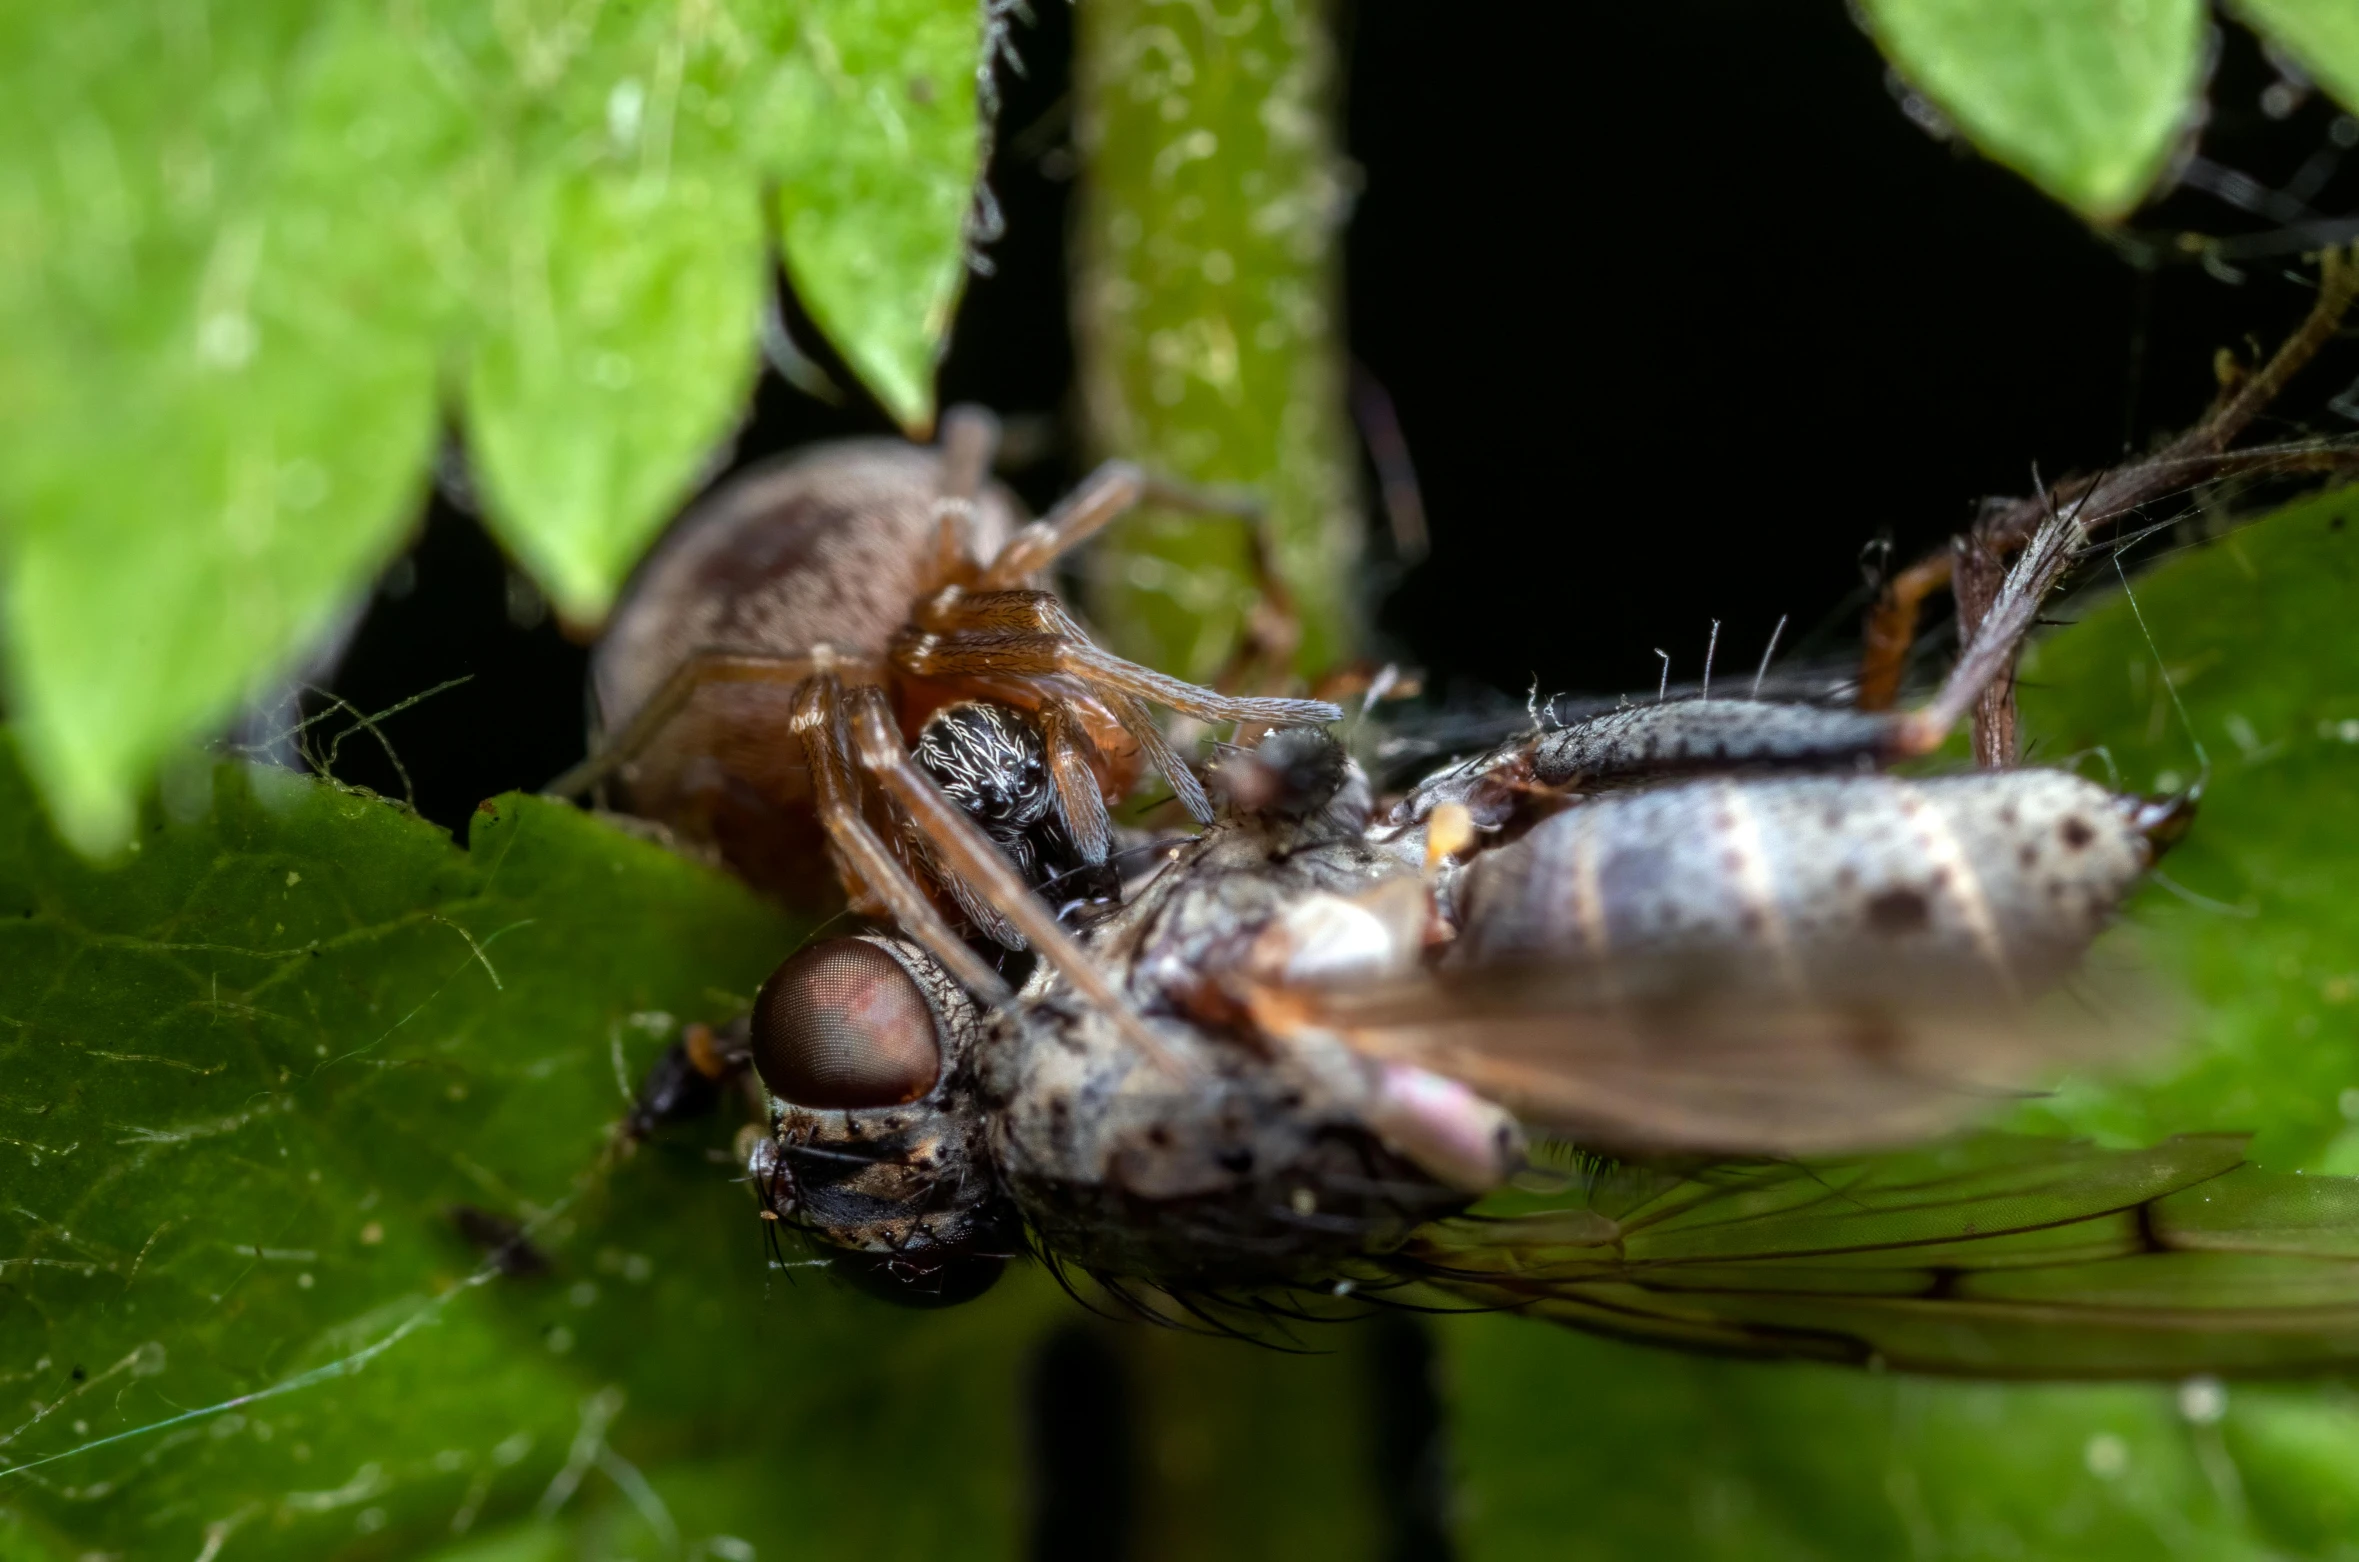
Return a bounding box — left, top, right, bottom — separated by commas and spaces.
623, 1016, 756, 1141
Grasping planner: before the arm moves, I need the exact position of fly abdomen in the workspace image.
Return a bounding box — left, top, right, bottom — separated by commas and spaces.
1450, 771, 2185, 997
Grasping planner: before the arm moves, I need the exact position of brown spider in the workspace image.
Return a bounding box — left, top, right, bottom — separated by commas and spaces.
550, 407, 1339, 1049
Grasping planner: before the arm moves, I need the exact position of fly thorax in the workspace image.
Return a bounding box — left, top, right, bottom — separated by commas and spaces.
985, 996, 1474, 1287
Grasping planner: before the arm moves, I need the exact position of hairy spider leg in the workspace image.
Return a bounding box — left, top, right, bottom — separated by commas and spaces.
894, 590, 1341, 823
549, 652, 1042, 1006
976, 459, 1265, 591
545, 651, 827, 802
792, 673, 1018, 1006
843, 686, 1190, 1076
1859, 243, 2359, 756
1036, 703, 1113, 865
979, 457, 1307, 699
926, 405, 1004, 587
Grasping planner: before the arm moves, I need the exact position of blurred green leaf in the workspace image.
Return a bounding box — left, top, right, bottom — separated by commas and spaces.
2235, 0, 2359, 116
1448, 489, 2359, 1560
2011, 489, 2359, 1168
464, 174, 766, 623
1859, 0, 2204, 220
0, 0, 981, 854
0, 5, 446, 856
1450, 1317, 2290, 1561
0, 746, 1058, 1559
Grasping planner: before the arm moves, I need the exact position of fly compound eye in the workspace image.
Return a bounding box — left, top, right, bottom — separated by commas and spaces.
752, 940, 943, 1109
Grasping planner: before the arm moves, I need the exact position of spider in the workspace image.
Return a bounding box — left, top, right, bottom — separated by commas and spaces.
550, 407, 1340, 1047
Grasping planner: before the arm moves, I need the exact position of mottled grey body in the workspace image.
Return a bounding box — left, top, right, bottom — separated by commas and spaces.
1528, 700, 1906, 785
980, 802, 1467, 1287
752, 710, 2182, 1297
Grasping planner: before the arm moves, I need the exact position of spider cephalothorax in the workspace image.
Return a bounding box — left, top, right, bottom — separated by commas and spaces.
909, 701, 1120, 938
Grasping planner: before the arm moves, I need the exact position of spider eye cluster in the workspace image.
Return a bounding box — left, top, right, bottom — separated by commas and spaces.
751, 939, 943, 1109
914, 701, 1053, 826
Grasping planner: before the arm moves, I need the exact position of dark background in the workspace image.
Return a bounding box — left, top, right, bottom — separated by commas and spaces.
325, 1, 2359, 829
314, 6, 2359, 1556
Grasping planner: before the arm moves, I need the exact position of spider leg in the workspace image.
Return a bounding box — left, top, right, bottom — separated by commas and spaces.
793, 674, 1016, 1007
1892, 491, 2092, 761
546, 651, 821, 800
893, 591, 1341, 824
1098, 685, 1213, 822
1038, 702, 1113, 865
977, 460, 1265, 590
926, 405, 1003, 586
843, 685, 1191, 1076
1206, 513, 1306, 697
1055, 633, 1339, 728
935, 404, 1001, 502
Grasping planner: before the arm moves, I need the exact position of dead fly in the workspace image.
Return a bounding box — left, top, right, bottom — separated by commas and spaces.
630, 266, 2359, 1371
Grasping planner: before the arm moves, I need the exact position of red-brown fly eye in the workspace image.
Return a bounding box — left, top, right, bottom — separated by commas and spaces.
752, 940, 943, 1109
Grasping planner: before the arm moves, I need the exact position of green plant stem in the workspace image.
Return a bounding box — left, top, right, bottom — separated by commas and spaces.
1071, 0, 1360, 683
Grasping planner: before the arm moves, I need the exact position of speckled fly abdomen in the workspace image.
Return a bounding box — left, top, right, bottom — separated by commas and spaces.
1450, 770, 2192, 997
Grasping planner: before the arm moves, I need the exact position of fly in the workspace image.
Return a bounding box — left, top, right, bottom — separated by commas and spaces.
615, 272, 2359, 1370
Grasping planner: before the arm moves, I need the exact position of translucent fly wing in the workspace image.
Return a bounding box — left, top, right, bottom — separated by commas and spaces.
1293, 959, 2142, 1157
1395, 1135, 2359, 1376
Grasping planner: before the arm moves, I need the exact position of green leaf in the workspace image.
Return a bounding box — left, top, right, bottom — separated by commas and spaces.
1859, 0, 2206, 220
0, 0, 983, 853
1446, 489, 2359, 1560
771, 0, 986, 436
2010, 489, 2359, 1168
0, 5, 446, 856
464, 174, 766, 623
0, 743, 1061, 1559
1448, 1316, 2300, 1561
2235, 0, 2359, 116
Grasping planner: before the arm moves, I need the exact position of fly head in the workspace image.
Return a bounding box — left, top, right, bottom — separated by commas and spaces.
745, 934, 1020, 1307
